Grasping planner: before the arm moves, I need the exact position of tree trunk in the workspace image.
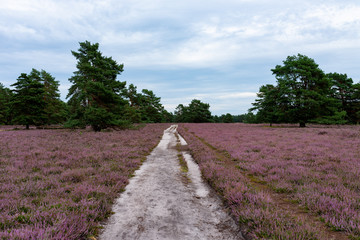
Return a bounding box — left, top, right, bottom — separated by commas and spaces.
26, 124, 29, 130
299, 122, 306, 128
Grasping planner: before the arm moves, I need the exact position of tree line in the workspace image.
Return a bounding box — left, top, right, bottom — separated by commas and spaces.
173, 53, 360, 126
0, 41, 173, 131
0, 69, 67, 129
250, 54, 360, 127
1, 44, 359, 129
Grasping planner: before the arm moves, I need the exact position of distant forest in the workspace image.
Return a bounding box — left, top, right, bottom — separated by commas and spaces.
0, 42, 359, 130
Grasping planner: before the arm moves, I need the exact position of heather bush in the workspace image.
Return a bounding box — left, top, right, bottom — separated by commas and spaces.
0, 124, 168, 239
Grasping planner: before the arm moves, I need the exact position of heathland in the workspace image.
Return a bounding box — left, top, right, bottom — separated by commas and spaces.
0, 124, 168, 239
178, 123, 360, 240
0, 123, 359, 239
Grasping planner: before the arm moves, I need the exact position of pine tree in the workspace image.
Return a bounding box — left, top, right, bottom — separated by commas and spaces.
271, 54, 338, 127
175, 99, 212, 123
11, 73, 46, 129
28, 69, 67, 125
66, 41, 127, 131
250, 84, 283, 126
0, 83, 13, 125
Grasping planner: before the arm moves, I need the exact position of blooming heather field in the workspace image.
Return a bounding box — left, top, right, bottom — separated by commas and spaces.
178, 123, 360, 240
0, 124, 168, 239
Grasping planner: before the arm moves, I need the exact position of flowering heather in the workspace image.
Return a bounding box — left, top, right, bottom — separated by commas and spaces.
0, 125, 31, 131
0, 124, 168, 239
178, 123, 360, 239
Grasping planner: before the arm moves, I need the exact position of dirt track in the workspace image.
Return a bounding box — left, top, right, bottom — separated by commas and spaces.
100, 125, 244, 240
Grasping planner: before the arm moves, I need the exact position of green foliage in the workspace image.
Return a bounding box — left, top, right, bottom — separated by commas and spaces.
161, 110, 174, 123
123, 84, 171, 123
4, 42, 169, 128
230, 113, 257, 123
241, 112, 258, 123
6, 69, 66, 128
326, 72, 360, 124
327, 72, 353, 107
0, 83, 13, 125
223, 113, 234, 123
251, 54, 360, 126
174, 99, 212, 123
66, 41, 127, 131
10, 72, 46, 129
310, 111, 348, 125
250, 84, 283, 126
63, 119, 86, 129
84, 107, 115, 131
6, 46, 358, 127
347, 83, 360, 124
213, 113, 234, 123
123, 104, 142, 123
271, 54, 334, 127
140, 89, 164, 123
28, 69, 67, 124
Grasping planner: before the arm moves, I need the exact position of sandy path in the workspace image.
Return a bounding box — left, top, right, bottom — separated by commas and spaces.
100, 125, 244, 240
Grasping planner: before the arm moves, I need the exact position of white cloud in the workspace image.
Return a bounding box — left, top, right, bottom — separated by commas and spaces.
1, 0, 360, 114
192, 92, 257, 100
101, 31, 158, 45
0, 50, 74, 73
304, 4, 360, 30
110, 1, 360, 69
0, 24, 38, 39
216, 92, 257, 99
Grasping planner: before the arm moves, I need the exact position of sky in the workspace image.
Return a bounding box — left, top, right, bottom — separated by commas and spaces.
1, 0, 360, 115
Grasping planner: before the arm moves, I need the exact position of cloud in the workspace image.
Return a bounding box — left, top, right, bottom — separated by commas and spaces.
108, 1, 360, 70
100, 32, 158, 46
3, 1, 359, 65
0, 24, 37, 39
216, 92, 257, 99
1, 0, 360, 115
192, 92, 256, 100
0, 50, 74, 75
304, 4, 360, 30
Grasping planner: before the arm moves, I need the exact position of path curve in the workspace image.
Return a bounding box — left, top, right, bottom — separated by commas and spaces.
100, 125, 244, 240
